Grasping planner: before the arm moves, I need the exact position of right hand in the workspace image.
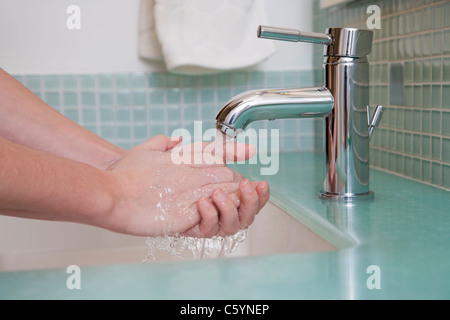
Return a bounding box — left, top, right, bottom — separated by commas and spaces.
100, 135, 269, 237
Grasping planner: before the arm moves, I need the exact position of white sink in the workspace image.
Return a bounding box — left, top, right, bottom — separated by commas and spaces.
0, 202, 336, 271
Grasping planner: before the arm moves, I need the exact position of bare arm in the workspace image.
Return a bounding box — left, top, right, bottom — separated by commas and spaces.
0, 136, 114, 224
0, 68, 124, 170
0, 135, 269, 237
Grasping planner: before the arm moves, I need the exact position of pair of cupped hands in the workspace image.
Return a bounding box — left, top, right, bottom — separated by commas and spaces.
104, 135, 269, 238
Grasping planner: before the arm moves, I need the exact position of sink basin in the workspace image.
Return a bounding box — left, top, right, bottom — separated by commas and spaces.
0, 202, 336, 271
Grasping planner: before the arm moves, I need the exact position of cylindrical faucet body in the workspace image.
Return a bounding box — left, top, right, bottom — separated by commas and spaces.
216, 27, 380, 200
320, 28, 373, 199
321, 55, 371, 198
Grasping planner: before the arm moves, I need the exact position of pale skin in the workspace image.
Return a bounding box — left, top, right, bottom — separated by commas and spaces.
0, 68, 269, 237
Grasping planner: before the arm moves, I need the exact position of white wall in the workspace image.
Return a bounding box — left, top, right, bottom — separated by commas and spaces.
0, 0, 313, 74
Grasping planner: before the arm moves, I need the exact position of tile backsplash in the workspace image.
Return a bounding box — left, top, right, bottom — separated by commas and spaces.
13, 70, 316, 153
313, 0, 450, 190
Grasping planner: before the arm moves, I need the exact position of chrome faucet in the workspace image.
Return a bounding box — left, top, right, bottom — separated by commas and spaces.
215, 26, 384, 200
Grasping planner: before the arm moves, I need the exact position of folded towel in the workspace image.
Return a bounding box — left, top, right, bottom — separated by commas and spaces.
138, 0, 276, 75
138, 0, 164, 61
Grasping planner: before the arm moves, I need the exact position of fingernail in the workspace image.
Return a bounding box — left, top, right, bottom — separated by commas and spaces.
242, 179, 253, 193
200, 197, 211, 209
260, 182, 269, 196
213, 189, 228, 202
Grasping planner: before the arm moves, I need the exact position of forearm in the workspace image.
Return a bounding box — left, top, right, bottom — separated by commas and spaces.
0, 136, 115, 226
0, 68, 125, 170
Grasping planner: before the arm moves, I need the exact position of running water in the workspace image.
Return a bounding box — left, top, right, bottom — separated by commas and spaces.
144, 229, 247, 262
144, 129, 248, 262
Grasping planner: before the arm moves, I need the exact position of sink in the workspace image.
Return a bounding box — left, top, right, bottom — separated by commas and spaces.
0, 202, 336, 271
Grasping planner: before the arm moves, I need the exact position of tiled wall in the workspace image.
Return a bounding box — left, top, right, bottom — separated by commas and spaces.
13, 70, 316, 152
313, 0, 450, 190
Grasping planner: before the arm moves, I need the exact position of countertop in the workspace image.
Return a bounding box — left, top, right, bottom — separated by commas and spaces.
1, 152, 449, 299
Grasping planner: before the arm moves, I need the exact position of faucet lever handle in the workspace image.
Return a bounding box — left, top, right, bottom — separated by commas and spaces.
257, 25, 332, 45
367, 105, 384, 140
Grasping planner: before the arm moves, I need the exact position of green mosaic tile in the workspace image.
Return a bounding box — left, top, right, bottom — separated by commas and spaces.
443, 85, 450, 109
100, 125, 114, 140
133, 124, 147, 140
44, 92, 60, 107
432, 85, 442, 108
423, 160, 431, 182
148, 73, 165, 88
63, 92, 78, 107
82, 108, 96, 123
432, 58, 442, 82
43, 75, 59, 90
62, 108, 78, 122
98, 92, 114, 106
413, 157, 422, 180
80, 75, 95, 90
117, 125, 131, 139
116, 107, 131, 122
97, 74, 113, 89
444, 1, 450, 28
442, 138, 450, 163
167, 105, 181, 121
443, 112, 450, 136
132, 107, 147, 122
432, 32, 442, 56
130, 73, 147, 89
81, 91, 96, 106
444, 30, 450, 54
443, 165, 450, 189
422, 135, 431, 158
116, 91, 132, 106
25, 75, 41, 90
432, 162, 442, 185
115, 73, 131, 89
149, 90, 164, 105
432, 136, 441, 160
443, 58, 450, 82
432, 111, 441, 134
422, 110, 431, 133
99, 108, 114, 122
200, 88, 214, 104
132, 91, 147, 106
149, 106, 164, 121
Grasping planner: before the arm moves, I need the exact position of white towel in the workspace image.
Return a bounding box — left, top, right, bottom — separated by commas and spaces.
138, 0, 164, 61
138, 0, 276, 75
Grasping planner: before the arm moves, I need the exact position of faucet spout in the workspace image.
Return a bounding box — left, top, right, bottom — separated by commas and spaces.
215, 87, 334, 137
215, 25, 382, 201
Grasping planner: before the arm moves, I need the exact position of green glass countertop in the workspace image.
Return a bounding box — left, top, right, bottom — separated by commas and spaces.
1, 152, 449, 299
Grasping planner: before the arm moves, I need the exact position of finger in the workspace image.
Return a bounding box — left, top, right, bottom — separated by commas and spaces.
197, 166, 243, 185
212, 189, 240, 236
180, 141, 256, 166
167, 136, 183, 150
223, 142, 257, 163
182, 182, 240, 203
255, 181, 270, 211
196, 196, 220, 237
237, 179, 259, 228
144, 135, 180, 151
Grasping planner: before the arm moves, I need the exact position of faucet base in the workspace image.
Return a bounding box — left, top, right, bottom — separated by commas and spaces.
318, 191, 374, 202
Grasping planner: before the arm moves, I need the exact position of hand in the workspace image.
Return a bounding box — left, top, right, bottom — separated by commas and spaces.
104, 135, 269, 237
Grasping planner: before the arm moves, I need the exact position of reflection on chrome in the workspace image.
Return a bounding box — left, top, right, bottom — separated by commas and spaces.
216, 26, 383, 201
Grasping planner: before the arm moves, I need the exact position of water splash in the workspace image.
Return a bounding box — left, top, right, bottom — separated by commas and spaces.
144, 229, 247, 262
144, 129, 247, 262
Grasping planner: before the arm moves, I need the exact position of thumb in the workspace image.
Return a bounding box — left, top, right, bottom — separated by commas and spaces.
144, 135, 182, 151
